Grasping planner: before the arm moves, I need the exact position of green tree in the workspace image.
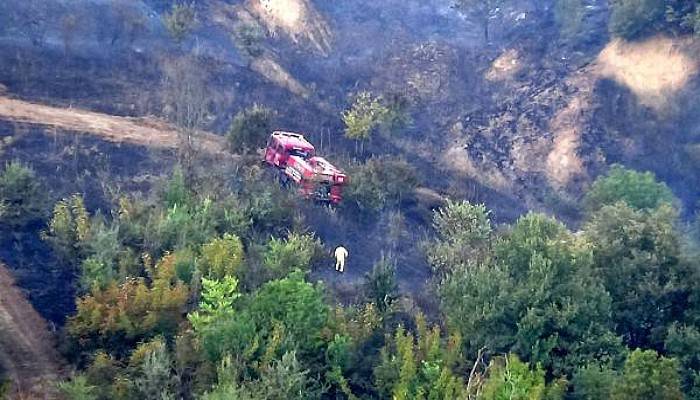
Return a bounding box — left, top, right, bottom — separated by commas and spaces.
43, 194, 90, 265
57, 375, 98, 400
263, 233, 319, 278
609, 0, 665, 39
364, 256, 398, 314
188, 276, 241, 332
427, 200, 492, 277
198, 233, 245, 279
480, 354, 564, 400
226, 105, 274, 153
163, 2, 196, 43
584, 203, 691, 349
0, 160, 45, 227
571, 364, 617, 400
343, 92, 388, 153
133, 339, 178, 400
611, 349, 683, 400
441, 213, 622, 376
345, 157, 419, 212
374, 316, 466, 400
584, 165, 675, 212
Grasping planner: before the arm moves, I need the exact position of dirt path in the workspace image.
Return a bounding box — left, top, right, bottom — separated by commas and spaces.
0, 96, 227, 153
0, 265, 64, 399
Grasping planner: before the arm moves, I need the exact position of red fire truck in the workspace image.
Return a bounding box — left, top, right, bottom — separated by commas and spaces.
263, 131, 347, 205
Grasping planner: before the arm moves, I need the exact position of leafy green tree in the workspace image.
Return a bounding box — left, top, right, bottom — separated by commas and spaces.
364, 256, 398, 314
263, 233, 319, 278
611, 349, 683, 400
0, 160, 45, 227
571, 364, 617, 400
374, 316, 466, 400
226, 105, 274, 153
163, 166, 192, 208
584, 203, 691, 349
198, 233, 245, 279
427, 200, 492, 277
342, 92, 392, 154
188, 276, 241, 332
57, 375, 98, 400
163, 2, 196, 43
609, 0, 665, 39
133, 340, 179, 400
665, 324, 700, 395
441, 213, 622, 376
480, 354, 564, 400
345, 157, 419, 212
43, 194, 90, 265
584, 165, 675, 212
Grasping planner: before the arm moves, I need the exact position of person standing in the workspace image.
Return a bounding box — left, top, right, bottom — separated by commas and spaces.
334, 245, 349, 273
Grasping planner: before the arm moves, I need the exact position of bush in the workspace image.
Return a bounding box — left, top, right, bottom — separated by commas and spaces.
609, 0, 665, 39
555, 0, 586, 39
263, 232, 320, 278
584, 165, 675, 212
163, 2, 196, 43
345, 157, 419, 212
0, 161, 46, 227
226, 105, 274, 153
43, 194, 90, 265
611, 349, 683, 400
198, 233, 245, 279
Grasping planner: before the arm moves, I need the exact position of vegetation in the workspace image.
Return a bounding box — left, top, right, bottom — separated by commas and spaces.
0, 161, 45, 227
226, 105, 275, 153
453, 0, 503, 41
342, 92, 411, 153
584, 165, 675, 212
344, 156, 419, 212
609, 0, 699, 39
163, 2, 196, 43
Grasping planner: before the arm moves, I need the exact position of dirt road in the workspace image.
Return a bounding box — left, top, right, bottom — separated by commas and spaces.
0, 265, 64, 399
0, 96, 226, 153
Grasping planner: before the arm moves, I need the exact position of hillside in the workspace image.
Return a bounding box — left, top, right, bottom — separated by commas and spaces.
0, 264, 64, 399
1, 0, 700, 398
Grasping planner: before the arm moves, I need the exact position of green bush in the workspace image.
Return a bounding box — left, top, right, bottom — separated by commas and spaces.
42, 194, 90, 265
226, 105, 274, 153
263, 232, 320, 278
611, 349, 683, 400
584, 165, 675, 212
345, 156, 419, 212
609, 0, 664, 39
163, 2, 196, 43
0, 161, 46, 227
198, 233, 245, 279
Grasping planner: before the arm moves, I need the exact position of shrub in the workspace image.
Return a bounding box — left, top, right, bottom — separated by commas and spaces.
345, 157, 419, 212
584, 165, 675, 212
198, 233, 245, 279
609, 0, 664, 39
43, 194, 90, 265
226, 105, 274, 153
163, 2, 196, 43
0, 160, 46, 227
263, 233, 320, 278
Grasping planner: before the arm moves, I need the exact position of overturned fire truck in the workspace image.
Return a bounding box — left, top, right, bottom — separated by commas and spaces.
263, 131, 347, 205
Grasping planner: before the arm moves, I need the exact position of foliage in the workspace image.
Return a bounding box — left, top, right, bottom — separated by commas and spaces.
343, 91, 387, 143
68, 254, 189, 355
609, 0, 665, 39
611, 349, 683, 400
163, 2, 196, 43
363, 256, 398, 314
427, 200, 492, 276
666, 1, 700, 35
584, 165, 675, 212
480, 354, 564, 400
584, 203, 691, 349
43, 194, 90, 265
571, 364, 617, 400
133, 339, 179, 400
554, 0, 586, 39
374, 315, 466, 400
188, 276, 241, 332
163, 166, 191, 208
345, 156, 419, 212
233, 21, 266, 57
57, 375, 98, 400
0, 160, 45, 227
226, 105, 274, 153
263, 232, 319, 278
198, 233, 245, 279
441, 213, 623, 376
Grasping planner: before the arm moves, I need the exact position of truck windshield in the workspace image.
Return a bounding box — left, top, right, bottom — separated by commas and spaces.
290, 149, 310, 158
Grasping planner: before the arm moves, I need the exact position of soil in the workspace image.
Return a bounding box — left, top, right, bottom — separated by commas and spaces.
0, 264, 64, 399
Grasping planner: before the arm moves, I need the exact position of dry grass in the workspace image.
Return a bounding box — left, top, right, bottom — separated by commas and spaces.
0, 96, 226, 154
485, 49, 522, 82
596, 36, 698, 111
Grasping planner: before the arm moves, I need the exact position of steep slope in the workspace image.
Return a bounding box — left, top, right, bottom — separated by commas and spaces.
0, 264, 64, 399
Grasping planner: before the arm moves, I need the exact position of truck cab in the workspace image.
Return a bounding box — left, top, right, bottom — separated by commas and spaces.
264, 131, 315, 168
